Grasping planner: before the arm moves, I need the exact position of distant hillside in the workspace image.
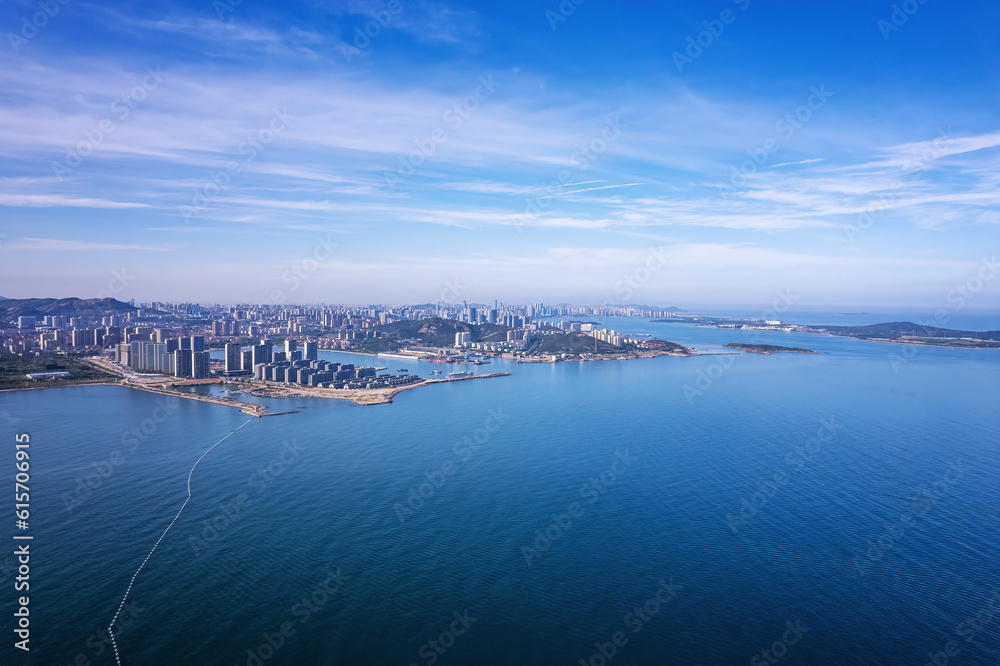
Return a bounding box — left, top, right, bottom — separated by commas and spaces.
813, 321, 1000, 341
726, 343, 817, 354
527, 332, 621, 355
1, 297, 138, 321
379, 317, 509, 345
349, 317, 511, 352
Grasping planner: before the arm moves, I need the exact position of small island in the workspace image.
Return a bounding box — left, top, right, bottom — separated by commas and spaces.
725, 343, 817, 355
807, 321, 1000, 348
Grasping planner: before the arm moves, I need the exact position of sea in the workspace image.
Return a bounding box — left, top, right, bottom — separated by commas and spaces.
2, 315, 998, 665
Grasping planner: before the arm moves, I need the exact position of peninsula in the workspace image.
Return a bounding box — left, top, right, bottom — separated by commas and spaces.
725, 343, 817, 354
652, 315, 1000, 349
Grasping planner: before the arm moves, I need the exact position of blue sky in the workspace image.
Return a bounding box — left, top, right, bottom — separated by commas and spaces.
1, 0, 999, 311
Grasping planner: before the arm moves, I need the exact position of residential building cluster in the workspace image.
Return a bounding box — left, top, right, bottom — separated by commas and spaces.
116, 335, 211, 378
588, 328, 626, 347
254, 359, 418, 390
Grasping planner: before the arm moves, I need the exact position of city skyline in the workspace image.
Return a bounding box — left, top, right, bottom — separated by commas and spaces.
2, 1, 999, 310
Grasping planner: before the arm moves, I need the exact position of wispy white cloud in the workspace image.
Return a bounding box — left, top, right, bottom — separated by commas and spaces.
772, 158, 824, 168
7, 238, 166, 251
528, 183, 644, 200
329, 1, 481, 46
0, 194, 152, 208
0, 6, 998, 306
509, 180, 604, 195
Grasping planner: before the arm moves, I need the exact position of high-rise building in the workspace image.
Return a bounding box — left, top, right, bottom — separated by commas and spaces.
71, 329, 89, 348
160, 352, 175, 375
192, 350, 211, 379
129, 341, 145, 370
174, 349, 192, 377
149, 342, 165, 369
284, 338, 297, 356
241, 349, 253, 371
225, 343, 241, 373
191, 336, 205, 352
144, 343, 158, 371
304, 341, 318, 361
252, 343, 269, 367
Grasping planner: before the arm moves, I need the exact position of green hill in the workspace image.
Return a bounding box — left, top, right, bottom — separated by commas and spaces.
348, 317, 511, 352
526, 332, 621, 355
812, 321, 1000, 342
726, 343, 816, 354
1, 297, 138, 322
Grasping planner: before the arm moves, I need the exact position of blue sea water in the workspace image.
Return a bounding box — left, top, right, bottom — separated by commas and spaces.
2, 320, 999, 665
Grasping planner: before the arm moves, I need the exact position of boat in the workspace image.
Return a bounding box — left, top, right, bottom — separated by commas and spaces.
446, 371, 473, 379
397, 368, 408, 372
429, 370, 442, 375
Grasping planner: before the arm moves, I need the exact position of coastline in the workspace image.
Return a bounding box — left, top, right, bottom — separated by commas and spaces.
226, 372, 512, 408
0, 378, 119, 393
660, 318, 1000, 350
6, 321, 990, 408
516, 349, 693, 363
724, 343, 819, 355
128, 382, 272, 417
813, 332, 1000, 350
0, 369, 513, 416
